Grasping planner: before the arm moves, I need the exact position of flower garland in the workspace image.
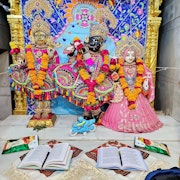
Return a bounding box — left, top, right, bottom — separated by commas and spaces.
109, 58, 120, 72
9, 41, 20, 55
118, 58, 144, 109
26, 45, 49, 96
75, 50, 110, 110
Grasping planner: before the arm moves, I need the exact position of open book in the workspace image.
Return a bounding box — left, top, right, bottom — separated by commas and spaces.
97, 146, 148, 171
18, 143, 73, 170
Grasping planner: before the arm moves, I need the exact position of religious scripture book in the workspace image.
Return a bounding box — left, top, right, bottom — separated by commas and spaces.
18, 143, 73, 170
134, 136, 170, 156
97, 146, 148, 171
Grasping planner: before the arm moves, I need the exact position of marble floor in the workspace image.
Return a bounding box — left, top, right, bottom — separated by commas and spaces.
0, 113, 179, 179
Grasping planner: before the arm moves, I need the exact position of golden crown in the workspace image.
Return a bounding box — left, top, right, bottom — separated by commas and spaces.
115, 36, 144, 58
89, 7, 117, 41
31, 15, 50, 35
24, 0, 53, 18
90, 22, 109, 40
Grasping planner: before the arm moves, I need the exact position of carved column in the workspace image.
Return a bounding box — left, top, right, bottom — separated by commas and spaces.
145, 0, 163, 78
145, 0, 163, 107
7, 0, 26, 114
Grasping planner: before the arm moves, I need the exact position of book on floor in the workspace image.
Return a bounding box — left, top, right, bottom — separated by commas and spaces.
134, 136, 170, 156
18, 143, 73, 170
97, 146, 148, 171
2, 135, 39, 154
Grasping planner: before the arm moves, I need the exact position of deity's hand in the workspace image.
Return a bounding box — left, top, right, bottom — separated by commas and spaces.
142, 78, 150, 97
63, 44, 75, 56
84, 37, 89, 44
143, 78, 149, 91
82, 46, 89, 54
73, 38, 84, 51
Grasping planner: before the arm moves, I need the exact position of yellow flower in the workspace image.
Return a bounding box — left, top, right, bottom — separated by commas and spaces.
86, 92, 96, 104
129, 103, 136, 110
9, 41, 17, 49
79, 68, 90, 80
104, 54, 109, 65
96, 72, 105, 84
34, 89, 43, 96
33, 85, 39, 89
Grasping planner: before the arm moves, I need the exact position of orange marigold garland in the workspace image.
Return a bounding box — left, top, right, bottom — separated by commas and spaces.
118, 58, 144, 109
26, 45, 49, 96
75, 50, 110, 110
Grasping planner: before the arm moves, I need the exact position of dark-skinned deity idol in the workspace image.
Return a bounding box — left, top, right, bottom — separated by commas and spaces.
53, 8, 117, 121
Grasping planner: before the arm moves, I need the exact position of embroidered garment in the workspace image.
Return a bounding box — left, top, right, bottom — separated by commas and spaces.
54, 51, 113, 109
10, 46, 60, 101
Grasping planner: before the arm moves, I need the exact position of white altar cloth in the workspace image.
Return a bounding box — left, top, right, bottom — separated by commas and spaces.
0, 114, 179, 179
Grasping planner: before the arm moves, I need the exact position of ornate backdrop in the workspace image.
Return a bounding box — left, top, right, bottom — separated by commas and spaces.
7, 0, 163, 115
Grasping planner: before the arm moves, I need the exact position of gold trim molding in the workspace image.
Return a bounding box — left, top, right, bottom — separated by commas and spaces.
7, 0, 26, 115
145, 0, 163, 77
7, 0, 163, 114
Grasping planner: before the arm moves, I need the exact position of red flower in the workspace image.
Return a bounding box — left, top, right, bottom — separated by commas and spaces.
10, 48, 20, 55
110, 58, 116, 65
75, 61, 85, 69
100, 49, 109, 56
101, 64, 109, 73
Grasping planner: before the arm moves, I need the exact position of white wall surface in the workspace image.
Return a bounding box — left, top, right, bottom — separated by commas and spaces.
157, 0, 180, 121
0, 51, 12, 120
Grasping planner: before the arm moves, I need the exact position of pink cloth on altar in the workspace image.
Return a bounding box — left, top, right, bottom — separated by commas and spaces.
102, 64, 163, 133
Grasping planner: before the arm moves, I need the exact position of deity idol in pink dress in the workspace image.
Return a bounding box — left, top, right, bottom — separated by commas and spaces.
102, 37, 163, 133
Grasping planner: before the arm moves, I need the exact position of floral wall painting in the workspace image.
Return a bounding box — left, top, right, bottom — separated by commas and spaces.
21, 0, 148, 60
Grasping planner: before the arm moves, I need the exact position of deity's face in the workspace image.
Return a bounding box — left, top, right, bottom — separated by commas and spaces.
87, 36, 103, 52
34, 31, 47, 46
124, 50, 135, 64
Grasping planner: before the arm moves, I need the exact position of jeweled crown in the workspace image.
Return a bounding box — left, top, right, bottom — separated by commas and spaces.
89, 6, 118, 41
90, 22, 109, 41
31, 15, 50, 35
115, 36, 144, 58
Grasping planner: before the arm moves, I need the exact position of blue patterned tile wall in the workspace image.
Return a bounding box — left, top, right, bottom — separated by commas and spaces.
21, 0, 148, 47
